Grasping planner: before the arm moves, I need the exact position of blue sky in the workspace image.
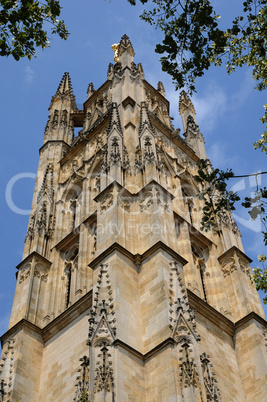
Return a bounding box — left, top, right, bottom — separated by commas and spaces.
0, 0, 266, 340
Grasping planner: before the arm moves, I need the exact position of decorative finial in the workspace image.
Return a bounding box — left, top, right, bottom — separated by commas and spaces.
111, 43, 119, 62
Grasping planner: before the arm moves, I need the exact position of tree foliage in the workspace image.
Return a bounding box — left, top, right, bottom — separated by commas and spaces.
127, 1, 267, 90
194, 159, 240, 232
194, 162, 267, 302
127, 0, 267, 300
127, 0, 267, 141
252, 255, 267, 304
0, 0, 68, 60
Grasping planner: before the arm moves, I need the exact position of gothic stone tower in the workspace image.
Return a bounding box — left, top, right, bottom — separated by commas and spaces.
1, 35, 267, 402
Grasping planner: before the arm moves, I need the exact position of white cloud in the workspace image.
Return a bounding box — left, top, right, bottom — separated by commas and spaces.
163, 81, 227, 134
24, 65, 34, 84
231, 69, 254, 108
192, 83, 227, 134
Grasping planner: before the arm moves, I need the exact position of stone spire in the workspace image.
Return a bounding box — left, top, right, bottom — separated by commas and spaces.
49, 72, 77, 110
179, 90, 206, 159
43, 72, 77, 145
115, 34, 135, 67
179, 90, 196, 132
55, 72, 73, 97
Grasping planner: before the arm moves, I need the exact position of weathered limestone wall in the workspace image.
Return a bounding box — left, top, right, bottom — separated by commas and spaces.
92, 252, 142, 353
235, 317, 267, 401
1, 324, 43, 402
38, 312, 89, 402
145, 346, 180, 402
139, 250, 179, 354
196, 311, 247, 401
114, 346, 145, 401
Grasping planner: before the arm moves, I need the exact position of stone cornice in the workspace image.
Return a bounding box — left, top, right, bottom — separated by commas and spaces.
149, 111, 174, 135
94, 179, 175, 204
60, 137, 87, 165
53, 212, 97, 251
16, 251, 52, 270
1, 291, 92, 347
1, 319, 43, 347
187, 289, 267, 335
235, 311, 267, 331
42, 291, 92, 342
39, 140, 70, 155
173, 211, 214, 248
218, 246, 253, 264
83, 80, 112, 110
93, 180, 132, 203
113, 337, 175, 361
81, 211, 97, 227
89, 240, 188, 269
70, 81, 112, 127
53, 231, 80, 252
70, 110, 85, 127
187, 289, 234, 336
144, 80, 170, 112
60, 115, 108, 166
149, 111, 199, 163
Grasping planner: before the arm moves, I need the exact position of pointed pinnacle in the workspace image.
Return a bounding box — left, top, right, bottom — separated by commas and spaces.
56, 72, 73, 95
118, 34, 135, 57
179, 90, 196, 115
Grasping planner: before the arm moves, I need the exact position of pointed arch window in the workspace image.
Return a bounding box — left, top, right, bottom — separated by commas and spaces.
65, 264, 72, 308
199, 262, 208, 302
52, 109, 59, 128
181, 183, 195, 225
70, 198, 77, 230
192, 243, 208, 302
64, 246, 79, 309
65, 182, 82, 232
60, 109, 68, 127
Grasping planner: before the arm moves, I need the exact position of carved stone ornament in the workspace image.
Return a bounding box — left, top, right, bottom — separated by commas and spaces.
179, 339, 200, 390
74, 355, 89, 402
85, 264, 116, 399
238, 256, 251, 276
51, 109, 59, 129
139, 185, 171, 214
0, 337, 16, 400
34, 264, 49, 283
122, 145, 131, 173
118, 193, 131, 212
218, 210, 240, 236
179, 90, 196, 115
60, 109, 68, 128
88, 263, 116, 346
168, 261, 201, 343
99, 190, 114, 214
263, 330, 267, 353
144, 136, 156, 165
19, 264, 31, 284
134, 145, 143, 174
200, 353, 221, 401
220, 257, 237, 278
185, 115, 204, 143
101, 144, 109, 173
94, 342, 114, 395
109, 137, 121, 166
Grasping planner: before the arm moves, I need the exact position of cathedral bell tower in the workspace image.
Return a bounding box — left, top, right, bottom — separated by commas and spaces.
1, 35, 267, 402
